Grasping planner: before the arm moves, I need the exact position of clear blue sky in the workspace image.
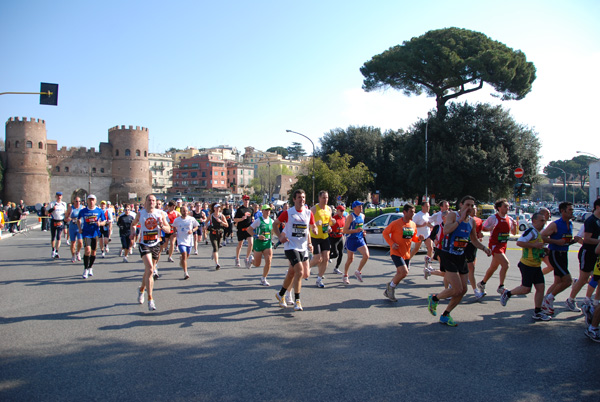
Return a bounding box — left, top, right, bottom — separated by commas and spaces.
1, 0, 598, 171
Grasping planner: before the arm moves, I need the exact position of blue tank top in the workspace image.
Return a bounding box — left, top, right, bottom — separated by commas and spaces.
69, 206, 83, 228
349, 212, 364, 240
442, 213, 472, 256
549, 217, 573, 252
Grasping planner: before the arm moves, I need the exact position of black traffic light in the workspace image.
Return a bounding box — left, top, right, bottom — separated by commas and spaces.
514, 183, 521, 198
40, 82, 58, 106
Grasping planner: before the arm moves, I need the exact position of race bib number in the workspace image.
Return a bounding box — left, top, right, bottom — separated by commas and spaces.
322, 223, 329, 232
402, 227, 414, 239
453, 237, 469, 248
355, 223, 363, 230
143, 230, 159, 242
292, 223, 307, 237
85, 215, 98, 224
497, 232, 509, 242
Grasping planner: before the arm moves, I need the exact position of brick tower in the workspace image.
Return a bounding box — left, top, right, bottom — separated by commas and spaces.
3, 117, 50, 205
108, 125, 152, 203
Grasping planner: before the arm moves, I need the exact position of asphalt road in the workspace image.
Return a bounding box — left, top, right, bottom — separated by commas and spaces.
0, 224, 597, 402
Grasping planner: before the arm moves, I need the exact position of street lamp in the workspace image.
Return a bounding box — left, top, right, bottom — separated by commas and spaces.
547, 165, 567, 201
286, 130, 315, 205
576, 151, 599, 159
373, 172, 378, 216
425, 116, 429, 202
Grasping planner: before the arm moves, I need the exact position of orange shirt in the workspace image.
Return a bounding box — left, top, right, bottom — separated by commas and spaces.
383, 218, 419, 260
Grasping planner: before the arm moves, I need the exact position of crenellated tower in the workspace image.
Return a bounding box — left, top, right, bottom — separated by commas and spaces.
3, 117, 50, 204
108, 125, 152, 203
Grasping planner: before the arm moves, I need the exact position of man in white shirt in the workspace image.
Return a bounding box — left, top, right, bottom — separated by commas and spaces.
411, 201, 433, 261
171, 205, 199, 280
49, 191, 67, 259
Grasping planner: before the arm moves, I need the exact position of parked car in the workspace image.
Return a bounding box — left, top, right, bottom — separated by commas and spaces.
362, 213, 427, 254
508, 213, 532, 232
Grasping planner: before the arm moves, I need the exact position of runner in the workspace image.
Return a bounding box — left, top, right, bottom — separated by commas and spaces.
222, 201, 234, 246
329, 205, 346, 275
584, 241, 600, 342
273, 189, 316, 311
192, 202, 207, 255
476, 199, 517, 297
77, 195, 107, 279
499, 212, 552, 321
233, 195, 254, 268
342, 201, 369, 285
426, 196, 491, 326
467, 205, 485, 299
117, 204, 135, 262
540, 201, 576, 315
309, 190, 333, 288
410, 201, 433, 260
48, 191, 67, 259
130, 194, 171, 311
65, 197, 84, 263
207, 202, 228, 270
171, 205, 199, 279
162, 201, 181, 263
247, 204, 274, 286
98, 200, 113, 258
382, 203, 424, 302
566, 199, 600, 311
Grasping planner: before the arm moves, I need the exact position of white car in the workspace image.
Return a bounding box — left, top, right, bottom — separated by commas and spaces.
363, 213, 404, 246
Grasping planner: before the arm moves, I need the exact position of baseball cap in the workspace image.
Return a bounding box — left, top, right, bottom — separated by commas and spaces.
214, 203, 221, 208
56, 191, 63, 196
242, 195, 250, 200
261, 204, 271, 210
351, 201, 363, 209
336, 205, 346, 211
100, 200, 106, 204
87, 194, 97, 200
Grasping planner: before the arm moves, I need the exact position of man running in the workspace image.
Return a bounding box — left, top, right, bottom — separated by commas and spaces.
171, 205, 199, 279
130, 194, 171, 311
77, 195, 107, 279
329, 205, 346, 275
342, 201, 369, 284
162, 201, 181, 263
411, 201, 433, 260
117, 204, 135, 262
234, 195, 254, 268
192, 202, 207, 255
273, 189, 316, 311
427, 196, 491, 326
98, 200, 113, 258
477, 198, 517, 297
48, 191, 67, 259
65, 197, 84, 263
540, 201, 576, 315
383, 203, 424, 302
247, 204, 275, 286
309, 190, 333, 288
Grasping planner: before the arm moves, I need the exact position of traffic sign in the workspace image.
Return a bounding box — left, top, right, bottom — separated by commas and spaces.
514, 168, 524, 178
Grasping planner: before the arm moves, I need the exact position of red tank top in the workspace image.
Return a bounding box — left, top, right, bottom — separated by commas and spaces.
490, 213, 510, 246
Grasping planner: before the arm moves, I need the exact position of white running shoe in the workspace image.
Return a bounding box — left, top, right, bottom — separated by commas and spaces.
168, 256, 174, 262
88, 269, 93, 277
77, 253, 81, 261
148, 300, 156, 311
105, 246, 109, 253
333, 268, 343, 275
285, 292, 294, 305
101, 251, 105, 258
276, 293, 287, 308
82, 269, 89, 279
343, 275, 350, 285
260, 277, 270, 286
354, 270, 363, 282
235, 258, 241, 267
137, 288, 145, 304
123, 257, 128, 263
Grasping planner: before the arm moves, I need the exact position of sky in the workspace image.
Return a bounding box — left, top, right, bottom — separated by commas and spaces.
1, 0, 599, 173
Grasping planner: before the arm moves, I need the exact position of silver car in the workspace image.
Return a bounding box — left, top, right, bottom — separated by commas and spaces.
363, 213, 404, 246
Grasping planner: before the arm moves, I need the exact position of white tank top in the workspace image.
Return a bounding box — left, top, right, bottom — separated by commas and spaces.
282, 206, 312, 252
139, 208, 164, 247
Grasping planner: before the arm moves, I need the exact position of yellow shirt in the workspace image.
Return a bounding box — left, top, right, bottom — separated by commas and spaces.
311, 204, 331, 239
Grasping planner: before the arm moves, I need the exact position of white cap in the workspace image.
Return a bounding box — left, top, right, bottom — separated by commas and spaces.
87, 194, 97, 200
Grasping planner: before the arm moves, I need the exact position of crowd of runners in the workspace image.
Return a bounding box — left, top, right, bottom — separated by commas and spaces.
36, 189, 600, 342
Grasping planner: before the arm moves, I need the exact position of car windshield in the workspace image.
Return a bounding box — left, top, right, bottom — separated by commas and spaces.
367, 215, 388, 227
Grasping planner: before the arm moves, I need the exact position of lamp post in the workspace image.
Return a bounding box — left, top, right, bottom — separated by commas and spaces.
547, 165, 567, 201
373, 172, 378, 216
286, 130, 315, 205
425, 117, 429, 202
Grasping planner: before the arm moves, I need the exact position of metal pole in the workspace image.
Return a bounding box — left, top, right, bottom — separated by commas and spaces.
425, 119, 428, 201
286, 130, 315, 205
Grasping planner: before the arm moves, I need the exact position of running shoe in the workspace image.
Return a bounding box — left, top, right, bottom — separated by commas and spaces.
285, 292, 294, 305
82, 269, 89, 279
500, 289, 510, 306
193, 249, 198, 255
276, 293, 287, 308
584, 327, 600, 343
260, 277, 270, 286
119, 250, 124, 257
54, 253, 60, 259
235, 258, 241, 267
427, 295, 438, 316
582, 304, 594, 326
67, 239, 71, 246
565, 298, 581, 312
88, 269, 93, 277
77, 253, 81, 261
439, 314, 457, 326
184, 272, 190, 280
51, 250, 55, 258
153, 270, 160, 280
137, 288, 145, 304
532, 311, 552, 321
424, 267, 431, 280
106, 246, 110, 253
333, 268, 343, 275
294, 300, 303, 311
245, 257, 251, 269
477, 281, 486, 294
215, 264, 221, 270
148, 300, 156, 311
101, 251, 105, 258
474, 289, 484, 301
342, 275, 350, 285
316, 278, 325, 288
123, 257, 128, 263
384, 283, 397, 302
354, 270, 363, 282
497, 285, 505, 295
168, 256, 174, 263
71, 256, 76, 263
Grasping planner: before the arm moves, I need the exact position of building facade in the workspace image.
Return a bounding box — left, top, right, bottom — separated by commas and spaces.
149, 153, 173, 194
589, 161, 600, 206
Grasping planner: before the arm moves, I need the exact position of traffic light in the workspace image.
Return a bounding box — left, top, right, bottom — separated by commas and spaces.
514, 183, 521, 198
40, 82, 58, 106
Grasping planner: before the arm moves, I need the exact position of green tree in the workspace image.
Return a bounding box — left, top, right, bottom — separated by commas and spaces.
250, 164, 293, 196
361, 27, 536, 118
286, 142, 306, 160
266, 146, 289, 158
402, 102, 541, 201
544, 155, 596, 189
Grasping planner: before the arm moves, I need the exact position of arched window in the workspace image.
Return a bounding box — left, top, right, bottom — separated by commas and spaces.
92, 167, 97, 173
144, 151, 147, 157
26, 141, 32, 148
15, 141, 20, 148
38, 141, 43, 149
65, 167, 69, 173
100, 168, 105, 173
115, 150, 119, 156
125, 149, 131, 156
56, 166, 60, 172
136, 149, 140, 157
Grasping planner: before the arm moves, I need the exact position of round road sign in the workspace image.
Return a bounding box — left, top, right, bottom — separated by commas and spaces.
514, 168, 524, 178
